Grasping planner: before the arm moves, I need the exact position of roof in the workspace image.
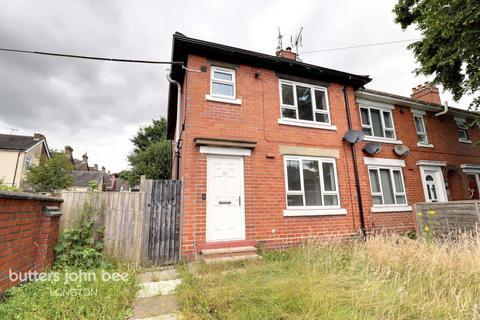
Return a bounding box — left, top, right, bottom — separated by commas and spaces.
358, 88, 479, 118
167, 32, 372, 139
0, 134, 41, 150
71, 171, 106, 187
0, 134, 50, 157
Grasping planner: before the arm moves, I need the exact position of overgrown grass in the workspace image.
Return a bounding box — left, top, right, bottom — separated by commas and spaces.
0, 263, 138, 320
177, 234, 480, 319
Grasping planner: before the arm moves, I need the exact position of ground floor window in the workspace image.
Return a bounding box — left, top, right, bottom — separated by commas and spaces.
284, 156, 340, 209
368, 167, 407, 206
467, 174, 480, 200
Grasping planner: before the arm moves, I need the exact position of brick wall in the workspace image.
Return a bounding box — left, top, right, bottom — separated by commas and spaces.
175, 54, 480, 258
0, 191, 62, 298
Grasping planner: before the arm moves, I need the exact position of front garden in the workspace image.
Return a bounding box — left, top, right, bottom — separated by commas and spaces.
178, 234, 480, 319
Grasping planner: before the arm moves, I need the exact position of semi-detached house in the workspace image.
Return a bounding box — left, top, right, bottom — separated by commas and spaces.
166, 32, 480, 259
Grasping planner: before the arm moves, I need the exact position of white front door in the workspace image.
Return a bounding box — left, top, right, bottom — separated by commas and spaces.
206, 155, 245, 242
420, 166, 447, 202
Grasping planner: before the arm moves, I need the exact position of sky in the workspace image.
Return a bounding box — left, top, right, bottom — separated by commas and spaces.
0, 0, 473, 172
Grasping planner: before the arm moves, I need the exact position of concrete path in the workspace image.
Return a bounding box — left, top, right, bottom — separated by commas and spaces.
130, 268, 182, 320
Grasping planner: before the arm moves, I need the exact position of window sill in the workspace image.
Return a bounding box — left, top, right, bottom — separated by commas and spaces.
283, 208, 347, 216
459, 139, 472, 144
205, 94, 242, 105
363, 136, 403, 144
277, 119, 337, 131
371, 205, 412, 213
417, 142, 434, 148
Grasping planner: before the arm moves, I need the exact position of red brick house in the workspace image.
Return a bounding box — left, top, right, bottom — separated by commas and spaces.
166, 33, 480, 259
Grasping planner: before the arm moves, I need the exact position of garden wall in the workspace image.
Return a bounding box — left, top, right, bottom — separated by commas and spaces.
0, 190, 62, 300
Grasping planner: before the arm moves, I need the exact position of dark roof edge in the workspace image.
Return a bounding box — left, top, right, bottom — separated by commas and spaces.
358, 88, 479, 118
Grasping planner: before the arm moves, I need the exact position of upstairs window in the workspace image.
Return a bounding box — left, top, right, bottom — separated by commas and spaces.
279, 80, 330, 125
413, 112, 429, 145
284, 156, 339, 209
210, 66, 236, 99
24, 155, 32, 170
360, 106, 396, 139
455, 117, 470, 143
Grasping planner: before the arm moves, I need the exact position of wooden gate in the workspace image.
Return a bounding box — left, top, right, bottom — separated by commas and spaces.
145, 180, 182, 265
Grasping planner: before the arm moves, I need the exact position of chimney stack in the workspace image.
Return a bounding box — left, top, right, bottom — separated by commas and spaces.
82, 153, 88, 163
93, 164, 98, 171
275, 46, 298, 61
411, 82, 441, 105
33, 133, 44, 141
64, 146, 74, 163
101, 166, 106, 173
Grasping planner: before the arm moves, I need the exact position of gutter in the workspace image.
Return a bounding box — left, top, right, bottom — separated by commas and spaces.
435, 101, 449, 117
12, 151, 21, 187
343, 82, 366, 239
166, 68, 182, 180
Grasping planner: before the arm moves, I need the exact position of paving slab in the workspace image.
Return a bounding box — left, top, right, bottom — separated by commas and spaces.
131, 295, 179, 319
137, 279, 182, 298
138, 269, 179, 282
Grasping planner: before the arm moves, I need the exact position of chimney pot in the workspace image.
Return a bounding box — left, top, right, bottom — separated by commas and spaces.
82, 153, 88, 161
101, 166, 106, 173
94, 164, 98, 171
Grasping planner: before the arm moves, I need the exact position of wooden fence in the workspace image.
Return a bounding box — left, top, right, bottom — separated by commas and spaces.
415, 201, 480, 236
59, 180, 182, 265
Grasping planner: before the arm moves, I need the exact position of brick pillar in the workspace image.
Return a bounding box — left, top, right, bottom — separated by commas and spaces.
34, 214, 61, 271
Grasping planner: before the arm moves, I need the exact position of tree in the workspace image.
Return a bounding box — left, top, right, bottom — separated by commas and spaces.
25, 153, 74, 194
393, 0, 480, 108
122, 118, 171, 185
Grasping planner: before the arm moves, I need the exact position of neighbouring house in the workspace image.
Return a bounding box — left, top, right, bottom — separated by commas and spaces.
63, 146, 108, 191
166, 33, 480, 259
0, 133, 50, 188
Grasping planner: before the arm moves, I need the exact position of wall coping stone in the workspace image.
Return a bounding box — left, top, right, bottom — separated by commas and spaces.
0, 190, 63, 202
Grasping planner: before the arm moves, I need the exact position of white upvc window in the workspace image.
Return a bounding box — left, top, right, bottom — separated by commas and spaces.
279, 80, 331, 125
455, 117, 471, 143
24, 155, 32, 170
368, 166, 407, 206
284, 156, 340, 209
360, 105, 396, 140
412, 111, 429, 145
210, 66, 236, 99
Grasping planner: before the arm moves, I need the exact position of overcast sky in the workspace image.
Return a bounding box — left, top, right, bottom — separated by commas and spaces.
0, 0, 473, 172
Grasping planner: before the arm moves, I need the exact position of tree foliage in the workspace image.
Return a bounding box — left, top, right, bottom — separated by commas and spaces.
393, 0, 480, 108
25, 153, 74, 194
121, 118, 171, 185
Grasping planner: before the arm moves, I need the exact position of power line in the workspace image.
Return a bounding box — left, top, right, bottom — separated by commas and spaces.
301, 38, 422, 54
0, 47, 183, 65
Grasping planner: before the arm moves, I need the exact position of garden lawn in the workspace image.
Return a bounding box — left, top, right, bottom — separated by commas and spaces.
178, 235, 480, 319
0, 264, 137, 320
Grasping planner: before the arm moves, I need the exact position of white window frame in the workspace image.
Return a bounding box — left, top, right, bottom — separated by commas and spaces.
364, 157, 411, 212
455, 117, 471, 143
24, 155, 32, 170
278, 79, 333, 128
210, 66, 236, 100
283, 156, 341, 211
412, 110, 432, 147
359, 104, 397, 142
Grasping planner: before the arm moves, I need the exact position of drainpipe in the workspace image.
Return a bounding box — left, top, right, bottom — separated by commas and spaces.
166, 69, 182, 180
435, 101, 448, 117
343, 81, 366, 238
12, 151, 21, 187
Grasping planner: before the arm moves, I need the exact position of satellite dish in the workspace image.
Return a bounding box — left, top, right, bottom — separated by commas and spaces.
394, 144, 410, 156
363, 142, 382, 155
343, 130, 365, 144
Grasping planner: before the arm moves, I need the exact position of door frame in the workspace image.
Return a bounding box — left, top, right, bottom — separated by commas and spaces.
205, 154, 246, 242
419, 165, 448, 202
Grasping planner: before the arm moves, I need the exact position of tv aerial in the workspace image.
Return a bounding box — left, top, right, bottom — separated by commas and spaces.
276, 28, 284, 51
290, 27, 303, 55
